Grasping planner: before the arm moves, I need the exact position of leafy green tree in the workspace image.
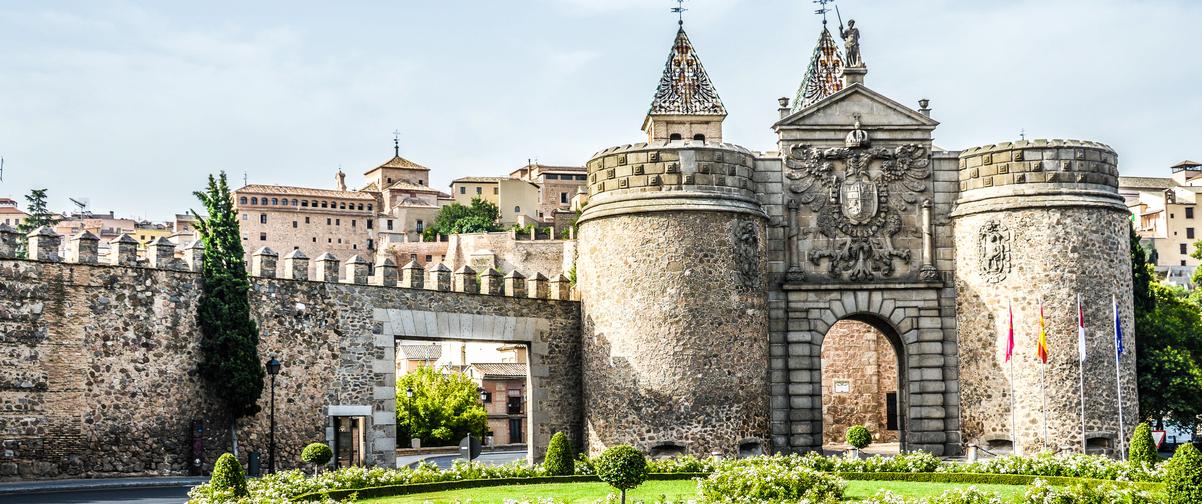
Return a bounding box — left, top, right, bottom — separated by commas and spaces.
395, 366, 487, 446
422, 198, 503, 240
191, 172, 265, 455
846, 424, 872, 449
1131, 225, 1154, 314
301, 442, 333, 475
595, 445, 647, 504
1136, 282, 1202, 434
15, 188, 61, 258
1164, 443, 1202, 504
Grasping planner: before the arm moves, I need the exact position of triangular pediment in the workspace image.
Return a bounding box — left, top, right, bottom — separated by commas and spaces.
775, 84, 938, 130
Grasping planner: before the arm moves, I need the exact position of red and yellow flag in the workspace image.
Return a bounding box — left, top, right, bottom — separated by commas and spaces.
1037, 303, 1050, 363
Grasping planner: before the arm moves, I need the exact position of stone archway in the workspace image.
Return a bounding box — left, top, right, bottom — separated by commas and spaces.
820, 316, 904, 454
774, 287, 958, 456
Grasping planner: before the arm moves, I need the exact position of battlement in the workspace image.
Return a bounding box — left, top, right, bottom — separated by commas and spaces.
0, 225, 575, 302
580, 139, 765, 222
954, 138, 1124, 216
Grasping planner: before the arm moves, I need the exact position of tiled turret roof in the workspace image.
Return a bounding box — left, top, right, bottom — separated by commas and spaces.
792, 26, 845, 112
648, 28, 726, 116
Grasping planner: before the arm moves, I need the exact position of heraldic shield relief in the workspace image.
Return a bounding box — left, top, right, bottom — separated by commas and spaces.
784, 123, 932, 281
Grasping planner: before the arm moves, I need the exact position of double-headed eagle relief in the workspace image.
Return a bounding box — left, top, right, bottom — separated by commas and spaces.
785, 116, 932, 281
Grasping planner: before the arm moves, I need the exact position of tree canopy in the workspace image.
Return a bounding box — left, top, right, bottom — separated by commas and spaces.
15, 188, 61, 258
422, 198, 502, 240
395, 366, 488, 446
191, 172, 265, 424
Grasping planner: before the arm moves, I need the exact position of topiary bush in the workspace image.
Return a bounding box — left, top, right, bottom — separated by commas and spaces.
847, 424, 872, 449
1164, 443, 1202, 504
1128, 423, 1158, 465
301, 442, 333, 474
595, 445, 647, 503
543, 432, 574, 476
210, 452, 248, 497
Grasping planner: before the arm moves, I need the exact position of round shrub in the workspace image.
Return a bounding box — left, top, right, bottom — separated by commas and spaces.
1164, 443, 1202, 504
595, 444, 648, 500
846, 425, 872, 449
1128, 423, 1158, 465
210, 452, 247, 497
699, 461, 845, 503
302, 442, 333, 466
543, 432, 574, 476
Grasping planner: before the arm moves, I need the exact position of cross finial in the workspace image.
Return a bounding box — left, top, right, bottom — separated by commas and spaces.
671, 0, 687, 26
813, 0, 834, 26
1020, 128, 1026, 141
392, 129, 401, 156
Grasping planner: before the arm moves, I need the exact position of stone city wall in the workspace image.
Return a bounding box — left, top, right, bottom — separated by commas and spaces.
0, 227, 580, 480
952, 140, 1136, 455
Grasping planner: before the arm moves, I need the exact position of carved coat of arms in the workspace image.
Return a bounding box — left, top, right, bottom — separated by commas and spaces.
785, 120, 931, 281
977, 219, 1011, 283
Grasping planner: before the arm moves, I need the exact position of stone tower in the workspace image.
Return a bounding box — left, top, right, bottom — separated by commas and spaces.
952, 140, 1137, 454
576, 23, 770, 457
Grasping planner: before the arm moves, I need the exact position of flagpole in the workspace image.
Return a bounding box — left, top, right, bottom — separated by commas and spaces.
1078, 293, 1087, 454
1038, 300, 1050, 448
1113, 293, 1127, 459
1008, 301, 1018, 455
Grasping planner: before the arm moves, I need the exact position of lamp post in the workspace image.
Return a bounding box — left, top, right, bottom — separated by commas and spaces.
266, 357, 281, 474
406, 386, 415, 449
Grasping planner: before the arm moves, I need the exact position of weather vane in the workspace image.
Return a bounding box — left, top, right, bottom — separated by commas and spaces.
671, 0, 687, 26
392, 129, 402, 156
814, 0, 834, 25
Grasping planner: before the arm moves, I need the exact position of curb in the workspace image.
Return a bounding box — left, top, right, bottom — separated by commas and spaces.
0, 477, 207, 496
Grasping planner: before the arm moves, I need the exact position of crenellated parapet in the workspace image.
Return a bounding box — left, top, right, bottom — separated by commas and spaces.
0, 228, 576, 302
954, 139, 1123, 216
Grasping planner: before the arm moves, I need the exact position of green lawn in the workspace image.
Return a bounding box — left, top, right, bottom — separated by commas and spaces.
360, 479, 1031, 503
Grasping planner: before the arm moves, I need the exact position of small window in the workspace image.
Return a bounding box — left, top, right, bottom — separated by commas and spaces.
311, 200, 317, 207
336, 219, 341, 226
328, 238, 332, 243
476, 187, 482, 195
367, 219, 373, 229
560, 192, 568, 204
1189, 228, 1196, 239
292, 221, 298, 228
240, 196, 248, 204
425, 255, 432, 262
301, 200, 308, 207
1181, 243, 1188, 254
292, 199, 298, 205
251, 197, 259, 205
312, 237, 317, 243
387, 220, 394, 231
460, 186, 466, 194
493, 187, 498, 195
353, 244, 357, 249
546, 174, 559, 180
305, 217, 310, 224
326, 218, 332, 225
693, 134, 706, 141
577, 175, 586, 181
242, 214, 248, 221
340, 202, 346, 210
368, 204, 373, 211
337, 238, 342, 244
416, 219, 424, 233
367, 239, 374, 249
514, 206, 521, 214
322, 201, 328, 208
357, 204, 364, 211
669, 133, 682, 141
351, 219, 356, 227
271, 198, 278, 205
1183, 260, 1188, 266
259, 232, 267, 241
418, 180, 423, 186
1188, 207, 1195, 219
260, 214, 267, 224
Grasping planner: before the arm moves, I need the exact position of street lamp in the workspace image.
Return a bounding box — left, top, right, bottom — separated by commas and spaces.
266, 357, 281, 474
406, 386, 415, 449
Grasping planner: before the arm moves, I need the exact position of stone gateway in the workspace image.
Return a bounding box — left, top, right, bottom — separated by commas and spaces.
0, 18, 1136, 479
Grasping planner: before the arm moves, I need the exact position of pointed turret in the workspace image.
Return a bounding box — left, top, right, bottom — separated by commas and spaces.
791, 26, 845, 112
642, 26, 726, 143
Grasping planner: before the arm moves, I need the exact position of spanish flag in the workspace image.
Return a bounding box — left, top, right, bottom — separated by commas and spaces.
1037, 303, 1050, 364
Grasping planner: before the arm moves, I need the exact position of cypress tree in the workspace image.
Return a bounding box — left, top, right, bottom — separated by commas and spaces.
191, 172, 264, 454
15, 188, 61, 258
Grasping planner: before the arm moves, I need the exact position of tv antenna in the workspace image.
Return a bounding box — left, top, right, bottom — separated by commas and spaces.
814, 0, 834, 25
69, 197, 91, 217
0, 156, 4, 182
671, 0, 687, 26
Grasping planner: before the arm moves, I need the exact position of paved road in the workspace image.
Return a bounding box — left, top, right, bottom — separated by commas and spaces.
416, 450, 527, 469
2, 486, 191, 504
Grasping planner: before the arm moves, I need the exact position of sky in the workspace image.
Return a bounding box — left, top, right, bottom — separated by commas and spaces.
0, 0, 1199, 220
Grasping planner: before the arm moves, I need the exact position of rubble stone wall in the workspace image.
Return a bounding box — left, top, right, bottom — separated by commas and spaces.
0, 257, 579, 480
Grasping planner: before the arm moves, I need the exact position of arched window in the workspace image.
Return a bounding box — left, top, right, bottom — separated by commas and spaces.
291, 199, 298, 206
669, 133, 682, 141
357, 203, 364, 211
321, 201, 328, 208
340, 202, 346, 209
368, 204, 373, 211
693, 134, 706, 141
271, 198, 278, 205
251, 197, 258, 205
240, 197, 248, 204
514, 206, 521, 214
301, 200, 308, 207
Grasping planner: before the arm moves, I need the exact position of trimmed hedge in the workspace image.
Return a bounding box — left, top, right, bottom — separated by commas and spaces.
846, 425, 872, 449
210, 453, 248, 497
293, 473, 706, 501
1164, 443, 1202, 504
1129, 423, 1158, 465
543, 432, 574, 476
837, 471, 1162, 492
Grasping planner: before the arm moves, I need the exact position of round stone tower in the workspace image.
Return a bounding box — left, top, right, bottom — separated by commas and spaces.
952, 139, 1137, 455
575, 140, 770, 457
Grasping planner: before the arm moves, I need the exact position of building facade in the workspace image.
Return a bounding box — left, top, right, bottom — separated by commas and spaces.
1121, 160, 1202, 287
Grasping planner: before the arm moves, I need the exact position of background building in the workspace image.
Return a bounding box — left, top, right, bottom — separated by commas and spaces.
508, 162, 587, 221
1121, 160, 1202, 288
0, 198, 27, 227
449, 177, 541, 225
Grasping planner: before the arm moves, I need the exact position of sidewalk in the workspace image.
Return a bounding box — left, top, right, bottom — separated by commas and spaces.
0, 476, 206, 496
